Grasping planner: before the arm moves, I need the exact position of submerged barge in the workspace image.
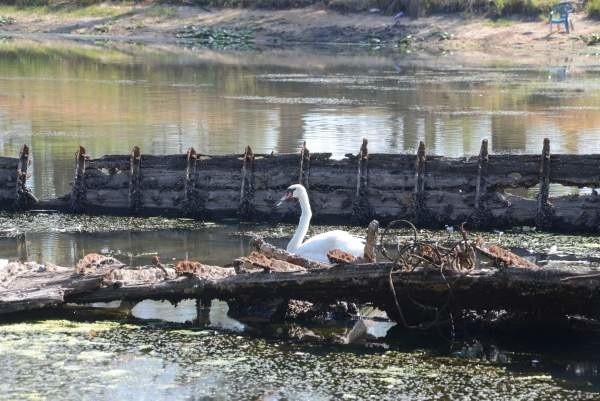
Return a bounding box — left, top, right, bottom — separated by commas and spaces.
2, 227, 600, 333
1, 138, 600, 231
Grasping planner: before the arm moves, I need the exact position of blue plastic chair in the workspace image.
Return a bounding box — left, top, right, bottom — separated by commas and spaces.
549, 2, 575, 33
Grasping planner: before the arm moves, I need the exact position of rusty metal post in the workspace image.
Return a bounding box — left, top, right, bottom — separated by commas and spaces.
239, 146, 255, 220
298, 141, 310, 188
536, 138, 553, 229
70, 146, 87, 212
128, 146, 142, 214
352, 138, 372, 224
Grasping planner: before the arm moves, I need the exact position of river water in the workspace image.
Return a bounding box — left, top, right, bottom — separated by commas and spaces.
1, 38, 600, 400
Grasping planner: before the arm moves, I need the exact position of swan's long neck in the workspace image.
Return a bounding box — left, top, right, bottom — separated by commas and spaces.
287, 190, 312, 253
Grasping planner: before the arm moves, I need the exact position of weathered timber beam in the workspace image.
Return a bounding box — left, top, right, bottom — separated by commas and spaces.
352, 138, 372, 224
298, 141, 310, 188
239, 146, 255, 220
64, 263, 600, 321
183, 147, 200, 216
0, 265, 109, 314
250, 237, 330, 270
536, 138, 554, 229
363, 219, 379, 263
70, 146, 87, 212
413, 141, 427, 224
14, 144, 37, 210
475, 139, 489, 211
129, 146, 142, 213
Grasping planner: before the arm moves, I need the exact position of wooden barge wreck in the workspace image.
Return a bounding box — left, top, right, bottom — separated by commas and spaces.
3, 225, 600, 332
1, 138, 600, 231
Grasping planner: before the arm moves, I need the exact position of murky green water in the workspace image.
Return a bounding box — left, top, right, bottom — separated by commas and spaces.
2, 38, 600, 399
1, 320, 600, 400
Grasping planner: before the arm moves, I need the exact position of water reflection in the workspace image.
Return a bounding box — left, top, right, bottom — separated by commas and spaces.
0, 226, 258, 266
0, 40, 599, 199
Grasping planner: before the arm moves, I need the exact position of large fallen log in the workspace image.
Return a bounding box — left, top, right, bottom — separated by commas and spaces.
2, 236, 600, 324
60, 263, 600, 323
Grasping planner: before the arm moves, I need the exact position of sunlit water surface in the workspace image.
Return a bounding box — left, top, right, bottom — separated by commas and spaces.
0, 40, 599, 199
2, 320, 600, 401
1, 39, 600, 400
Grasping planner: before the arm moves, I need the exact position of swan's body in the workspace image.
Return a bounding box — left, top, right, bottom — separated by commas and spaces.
280, 184, 364, 263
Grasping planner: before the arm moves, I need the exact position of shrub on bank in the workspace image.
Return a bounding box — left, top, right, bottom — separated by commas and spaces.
588, 0, 600, 19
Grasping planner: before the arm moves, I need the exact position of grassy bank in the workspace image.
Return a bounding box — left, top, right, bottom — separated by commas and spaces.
0, 0, 598, 19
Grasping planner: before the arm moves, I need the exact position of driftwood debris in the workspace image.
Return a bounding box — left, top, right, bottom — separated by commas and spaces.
2, 257, 597, 325
1, 215, 598, 328
0, 261, 110, 314
3, 138, 600, 232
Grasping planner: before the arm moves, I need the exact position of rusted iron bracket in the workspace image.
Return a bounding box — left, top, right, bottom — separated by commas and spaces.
183, 147, 201, 216
14, 144, 36, 210
298, 141, 310, 188
239, 146, 255, 220
413, 141, 427, 224
128, 146, 142, 214
352, 138, 372, 224
70, 146, 87, 212
536, 138, 554, 229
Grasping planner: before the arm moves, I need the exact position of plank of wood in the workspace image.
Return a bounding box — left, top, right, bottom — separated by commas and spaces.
0, 263, 108, 314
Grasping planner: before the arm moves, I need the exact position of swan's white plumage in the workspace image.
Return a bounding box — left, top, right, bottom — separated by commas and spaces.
295, 230, 364, 263
281, 184, 364, 263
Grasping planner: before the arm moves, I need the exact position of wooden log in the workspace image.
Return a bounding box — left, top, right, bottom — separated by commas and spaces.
298, 141, 310, 188
234, 251, 307, 274
239, 146, 255, 220
536, 138, 554, 229
14, 144, 37, 210
413, 141, 427, 224
352, 138, 372, 224
475, 139, 489, 210
61, 262, 600, 323
363, 219, 379, 263
129, 146, 142, 213
0, 262, 109, 314
70, 146, 87, 212
250, 237, 331, 270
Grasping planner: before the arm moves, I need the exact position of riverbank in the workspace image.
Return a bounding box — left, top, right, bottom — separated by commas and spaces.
0, 2, 599, 55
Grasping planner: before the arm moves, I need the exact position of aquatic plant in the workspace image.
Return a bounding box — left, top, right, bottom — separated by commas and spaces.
580, 33, 600, 46
175, 25, 254, 49
0, 15, 15, 25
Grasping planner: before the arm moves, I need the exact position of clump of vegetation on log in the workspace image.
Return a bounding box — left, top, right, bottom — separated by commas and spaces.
175, 25, 254, 49
0, 15, 15, 25
580, 33, 600, 46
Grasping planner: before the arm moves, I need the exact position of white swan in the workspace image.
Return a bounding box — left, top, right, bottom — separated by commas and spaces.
277, 184, 364, 263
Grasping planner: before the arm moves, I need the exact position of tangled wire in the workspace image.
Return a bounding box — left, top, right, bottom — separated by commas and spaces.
378, 220, 477, 334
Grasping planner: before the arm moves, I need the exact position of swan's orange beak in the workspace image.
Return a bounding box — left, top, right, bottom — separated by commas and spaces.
276, 189, 294, 207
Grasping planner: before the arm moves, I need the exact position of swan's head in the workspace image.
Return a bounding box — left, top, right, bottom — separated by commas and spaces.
276, 184, 306, 207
